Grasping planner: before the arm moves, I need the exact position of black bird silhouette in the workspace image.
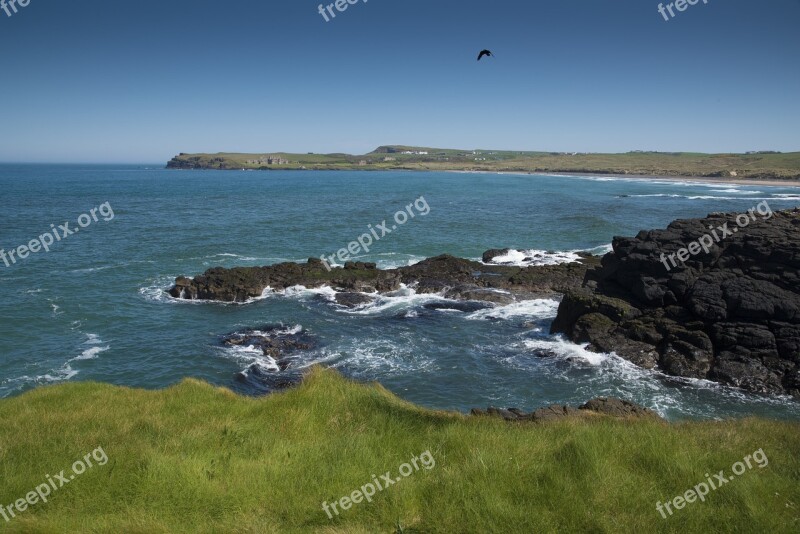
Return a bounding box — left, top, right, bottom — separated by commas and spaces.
477, 49, 494, 61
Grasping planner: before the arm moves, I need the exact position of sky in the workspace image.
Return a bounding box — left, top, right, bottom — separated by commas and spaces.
0, 0, 798, 163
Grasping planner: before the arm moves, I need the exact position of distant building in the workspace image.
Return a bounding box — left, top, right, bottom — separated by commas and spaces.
246, 155, 289, 165
383, 157, 396, 162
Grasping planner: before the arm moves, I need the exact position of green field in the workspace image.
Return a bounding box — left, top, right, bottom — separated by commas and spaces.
1, 368, 798, 533
167, 146, 800, 181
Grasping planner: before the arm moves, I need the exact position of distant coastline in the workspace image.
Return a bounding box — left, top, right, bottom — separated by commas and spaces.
166, 145, 800, 183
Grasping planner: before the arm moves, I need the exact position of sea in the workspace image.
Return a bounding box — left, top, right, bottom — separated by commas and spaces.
1, 164, 799, 421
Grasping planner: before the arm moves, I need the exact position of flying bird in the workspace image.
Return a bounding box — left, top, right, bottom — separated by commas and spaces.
477, 49, 494, 61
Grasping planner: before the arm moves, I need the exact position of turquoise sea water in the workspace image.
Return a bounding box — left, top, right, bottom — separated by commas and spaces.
1, 165, 799, 421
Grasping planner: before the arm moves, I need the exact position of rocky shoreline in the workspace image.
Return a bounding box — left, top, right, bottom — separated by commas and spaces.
170, 208, 800, 400
170, 253, 599, 306
553, 208, 800, 399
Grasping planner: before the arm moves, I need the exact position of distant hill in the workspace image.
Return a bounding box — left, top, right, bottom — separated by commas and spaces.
166, 146, 800, 180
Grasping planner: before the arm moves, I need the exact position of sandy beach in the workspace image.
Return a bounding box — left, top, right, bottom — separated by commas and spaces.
446, 170, 800, 188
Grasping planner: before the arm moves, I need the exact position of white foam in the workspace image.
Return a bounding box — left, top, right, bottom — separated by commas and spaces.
483, 249, 582, 267
339, 284, 445, 315
74, 346, 109, 361
71, 334, 109, 361
242, 286, 275, 304
522, 338, 608, 366
283, 285, 338, 301
627, 193, 800, 202
325, 338, 437, 375
139, 277, 179, 304
466, 299, 559, 321
85, 333, 103, 344
219, 345, 280, 373
232, 324, 303, 338
711, 189, 763, 194
375, 254, 426, 269
139, 277, 276, 306
219, 324, 305, 373
40, 365, 79, 383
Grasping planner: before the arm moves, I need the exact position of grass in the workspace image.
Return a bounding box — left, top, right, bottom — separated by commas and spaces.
0, 368, 798, 533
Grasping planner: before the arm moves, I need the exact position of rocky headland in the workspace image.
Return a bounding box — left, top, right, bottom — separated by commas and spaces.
171, 208, 800, 399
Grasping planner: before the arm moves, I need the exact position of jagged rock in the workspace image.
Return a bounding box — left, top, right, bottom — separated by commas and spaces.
552, 208, 800, 398
579, 397, 662, 419
530, 405, 581, 422
487, 407, 520, 421
471, 397, 663, 422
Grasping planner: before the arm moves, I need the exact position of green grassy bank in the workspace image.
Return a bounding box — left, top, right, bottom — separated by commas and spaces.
0, 368, 798, 533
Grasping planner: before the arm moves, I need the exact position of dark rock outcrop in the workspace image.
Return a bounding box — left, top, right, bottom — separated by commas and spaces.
471, 397, 662, 422
224, 325, 316, 393
552, 208, 800, 398
221, 324, 315, 371
169, 253, 600, 305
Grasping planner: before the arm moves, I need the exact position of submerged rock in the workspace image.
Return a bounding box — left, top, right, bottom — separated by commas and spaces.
221, 324, 316, 370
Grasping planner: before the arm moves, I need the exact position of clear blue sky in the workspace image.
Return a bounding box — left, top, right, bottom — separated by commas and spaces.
0, 0, 798, 162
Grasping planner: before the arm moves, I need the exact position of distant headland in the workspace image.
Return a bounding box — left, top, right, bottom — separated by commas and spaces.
167, 145, 800, 182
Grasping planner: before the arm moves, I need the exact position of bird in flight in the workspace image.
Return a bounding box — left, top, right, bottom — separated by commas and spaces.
477, 49, 494, 61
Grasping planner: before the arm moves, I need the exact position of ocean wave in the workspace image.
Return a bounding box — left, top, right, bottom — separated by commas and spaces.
73, 333, 109, 361
582, 244, 613, 256
710, 188, 763, 194
522, 337, 607, 366
627, 194, 684, 198
73, 345, 109, 361
466, 299, 559, 321
338, 285, 446, 315
627, 193, 800, 201
0, 334, 109, 394
325, 337, 438, 376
